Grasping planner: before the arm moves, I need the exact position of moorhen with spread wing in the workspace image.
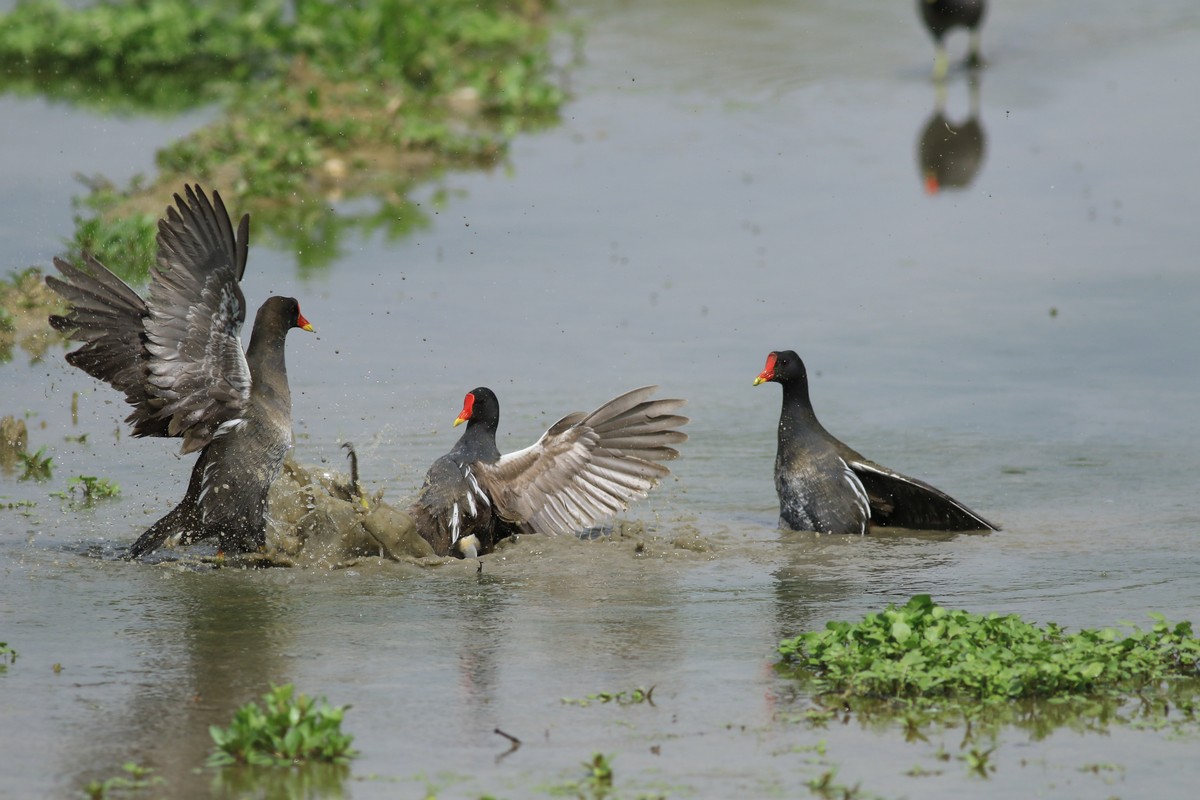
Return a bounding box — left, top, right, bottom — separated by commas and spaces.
47, 185, 314, 558
409, 386, 688, 557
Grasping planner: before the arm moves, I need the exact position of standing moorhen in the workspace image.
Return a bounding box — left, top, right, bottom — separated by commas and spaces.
409, 386, 689, 557
754, 350, 998, 535
47, 185, 314, 558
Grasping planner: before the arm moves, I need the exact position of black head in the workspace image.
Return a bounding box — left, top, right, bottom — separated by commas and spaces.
454, 387, 500, 429
753, 350, 807, 387
260, 296, 314, 333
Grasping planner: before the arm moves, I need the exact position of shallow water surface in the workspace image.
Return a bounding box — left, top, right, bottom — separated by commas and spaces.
2, 0, 1199, 797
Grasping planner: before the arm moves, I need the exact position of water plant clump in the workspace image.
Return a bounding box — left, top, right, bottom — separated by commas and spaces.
57, 475, 122, 506
562, 686, 655, 707
17, 446, 54, 482
0, 0, 567, 275
208, 684, 357, 767
0, 267, 65, 362
83, 762, 165, 799
779, 594, 1200, 704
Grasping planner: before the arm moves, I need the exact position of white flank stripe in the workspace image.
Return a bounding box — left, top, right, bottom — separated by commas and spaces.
840, 459, 871, 535
214, 417, 247, 438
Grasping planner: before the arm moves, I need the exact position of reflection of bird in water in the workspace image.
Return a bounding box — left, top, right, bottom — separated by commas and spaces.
918, 0, 986, 79
917, 71, 986, 194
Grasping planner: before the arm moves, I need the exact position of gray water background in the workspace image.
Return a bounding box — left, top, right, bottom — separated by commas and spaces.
2, 0, 1199, 797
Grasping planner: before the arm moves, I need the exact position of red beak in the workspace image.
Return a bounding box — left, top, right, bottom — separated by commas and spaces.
753, 352, 777, 386
454, 392, 475, 427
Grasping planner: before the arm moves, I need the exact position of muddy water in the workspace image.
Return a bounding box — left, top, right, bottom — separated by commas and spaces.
3, 0, 1200, 797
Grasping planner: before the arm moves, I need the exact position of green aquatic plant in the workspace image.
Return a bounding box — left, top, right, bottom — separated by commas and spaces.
0, 267, 65, 363
806, 767, 867, 799
18, 446, 54, 482
779, 595, 1200, 704
561, 686, 655, 707
55, 475, 122, 507
579, 752, 614, 799
548, 753, 617, 800
0, 0, 567, 275
208, 684, 357, 767
0, 641, 15, 672
778, 596, 1200, 778
83, 762, 165, 799
70, 474, 121, 501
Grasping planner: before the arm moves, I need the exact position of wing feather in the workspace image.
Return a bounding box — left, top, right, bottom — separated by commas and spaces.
47, 256, 154, 425
474, 387, 689, 536
47, 185, 254, 453
143, 186, 253, 453
849, 458, 1000, 531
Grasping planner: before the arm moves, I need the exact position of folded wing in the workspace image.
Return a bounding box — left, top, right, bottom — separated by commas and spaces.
848, 458, 1000, 531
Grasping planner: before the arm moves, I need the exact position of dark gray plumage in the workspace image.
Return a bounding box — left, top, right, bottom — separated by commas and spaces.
409, 386, 689, 557
919, 0, 987, 78
754, 350, 998, 535
47, 185, 313, 557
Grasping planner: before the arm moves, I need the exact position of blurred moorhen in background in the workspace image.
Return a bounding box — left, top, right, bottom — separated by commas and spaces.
409, 385, 688, 557
754, 350, 998, 535
47, 185, 314, 558
918, 0, 987, 79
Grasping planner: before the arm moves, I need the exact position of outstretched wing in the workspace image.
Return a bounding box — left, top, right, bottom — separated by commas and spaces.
47, 185, 253, 454
475, 386, 689, 536
143, 185, 253, 454
848, 457, 1000, 531
47, 255, 153, 421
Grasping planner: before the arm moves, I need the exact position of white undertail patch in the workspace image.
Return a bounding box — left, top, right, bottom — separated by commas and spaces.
840, 458, 871, 536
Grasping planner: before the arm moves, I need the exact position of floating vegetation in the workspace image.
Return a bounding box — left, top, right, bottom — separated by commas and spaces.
83, 762, 166, 799
208, 684, 357, 767
0, 0, 568, 275
778, 594, 1200, 747
55, 475, 122, 507
0, 641, 15, 672
780, 595, 1200, 702
0, 268, 64, 363
562, 686, 656, 707
17, 446, 54, 482
555, 753, 615, 800
1, 414, 30, 474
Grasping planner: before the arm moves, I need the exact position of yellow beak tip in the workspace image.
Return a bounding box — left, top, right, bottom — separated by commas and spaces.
753, 377, 765, 386
302, 323, 315, 333
453, 417, 466, 427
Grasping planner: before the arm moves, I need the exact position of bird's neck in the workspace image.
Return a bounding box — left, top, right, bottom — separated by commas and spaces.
777, 380, 823, 454
245, 322, 291, 410
452, 418, 501, 463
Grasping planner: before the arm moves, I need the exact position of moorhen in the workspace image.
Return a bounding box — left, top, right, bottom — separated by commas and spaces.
918, 0, 987, 79
47, 185, 314, 557
409, 385, 689, 557
754, 350, 998, 534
